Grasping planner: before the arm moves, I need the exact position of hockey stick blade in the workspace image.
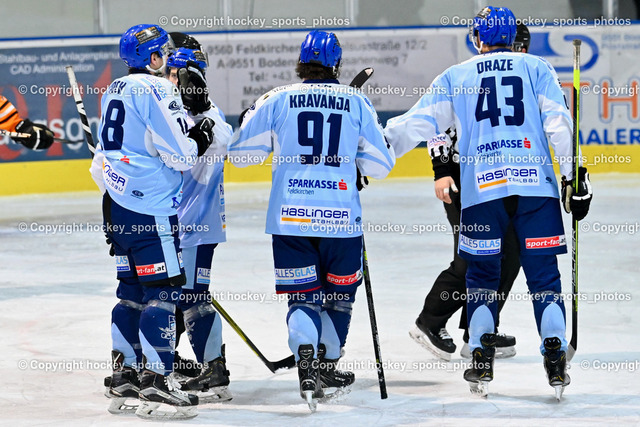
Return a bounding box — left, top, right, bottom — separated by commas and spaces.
349, 67, 374, 89
209, 297, 295, 373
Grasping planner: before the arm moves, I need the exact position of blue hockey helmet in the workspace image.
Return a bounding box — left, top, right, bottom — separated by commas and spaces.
167, 47, 209, 71
299, 30, 342, 69
469, 6, 517, 53
119, 24, 174, 71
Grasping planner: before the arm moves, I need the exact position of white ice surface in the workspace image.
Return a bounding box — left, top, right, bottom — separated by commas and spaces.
1, 175, 639, 426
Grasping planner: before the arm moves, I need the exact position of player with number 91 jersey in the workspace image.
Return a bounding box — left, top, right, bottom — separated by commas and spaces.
94, 73, 198, 216
229, 82, 395, 238
385, 49, 573, 210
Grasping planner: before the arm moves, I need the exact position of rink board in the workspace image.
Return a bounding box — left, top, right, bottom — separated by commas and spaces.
1, 24, 639, 194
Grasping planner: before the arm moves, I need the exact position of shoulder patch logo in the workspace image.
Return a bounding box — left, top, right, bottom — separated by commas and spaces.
168, 100, 181, 111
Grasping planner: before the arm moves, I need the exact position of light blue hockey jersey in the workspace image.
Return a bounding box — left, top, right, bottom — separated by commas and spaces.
178, 102, 232, 248
385, 49, 575, 209
229, 80, 396, 238
94, 73, 198, 216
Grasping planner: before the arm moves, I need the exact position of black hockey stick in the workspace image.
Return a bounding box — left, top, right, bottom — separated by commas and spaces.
362, 239, 388, 399
349, 67, 374, 89
567, 40, 581, 362
348, 67, 388, 399
65, 65, 96, 158
209, 297, 295, 373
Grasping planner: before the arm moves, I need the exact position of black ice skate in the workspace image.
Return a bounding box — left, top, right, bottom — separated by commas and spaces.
136, 370, 199, 420
297, 344, 324, 412
409, 320, 456, 361
172, 351, 202, 380
180, 345, 232, 403
461, 330, 516, 359
543, 337, 571, 401
105, 351, 140, 415
317, 343, 354, 402
463, 333, 496, 397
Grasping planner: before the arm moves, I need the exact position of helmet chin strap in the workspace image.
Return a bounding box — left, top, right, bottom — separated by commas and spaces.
146, 54, 168, 76
473, 37, 484, 54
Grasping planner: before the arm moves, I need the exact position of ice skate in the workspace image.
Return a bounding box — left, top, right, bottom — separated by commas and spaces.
180, 345, 232, 403
461, 330, 516, 359
135, 370, 199, 420
172, 351, 201, 381
105, 351, 140, 415
543, 337, 571, 401
409, 321, 456, 361
463, 333, 496, 398
297, 344, 323, 412
317, 344, 354, 402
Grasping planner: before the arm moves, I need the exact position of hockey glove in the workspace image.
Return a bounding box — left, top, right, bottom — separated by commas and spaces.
189, 117, 215, 156
178, 61, 211, 115
14, 119, 55, 150
356, 168, 369, 191
105, 235, 115, 257
561, 166, 592, 221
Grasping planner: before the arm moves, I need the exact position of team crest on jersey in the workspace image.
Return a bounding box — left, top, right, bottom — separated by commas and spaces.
476, 166, 540, 192
275, 266, 317, 285
168, 100, 181, 111
459, 235, 501, 255
220, 212, 226, 230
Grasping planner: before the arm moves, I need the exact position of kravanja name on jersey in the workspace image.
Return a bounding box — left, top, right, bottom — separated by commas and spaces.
289, 93, 350, 111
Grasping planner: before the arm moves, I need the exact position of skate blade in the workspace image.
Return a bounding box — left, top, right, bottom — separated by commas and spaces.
135, 401, 198, 420
409, 328, 452, 361
468, 380, 490, 398
107, 397, 138, 415
318, 386, 351, 403
303, 390, 317, 413
196, 386, 233, 403
554, 385, 565, 401
495, 346, 516, 359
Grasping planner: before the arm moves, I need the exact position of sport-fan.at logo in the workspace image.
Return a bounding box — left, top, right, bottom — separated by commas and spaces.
476, 166, 539, 191
326, 270, 363, 285
136, 262, 167, 276
525, 235, 566, 249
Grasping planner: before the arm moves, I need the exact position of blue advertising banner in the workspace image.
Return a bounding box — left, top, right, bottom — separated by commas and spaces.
0, 42, 126, 162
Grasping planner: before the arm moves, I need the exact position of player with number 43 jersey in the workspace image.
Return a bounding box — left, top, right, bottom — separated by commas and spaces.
385, 6, 592, 398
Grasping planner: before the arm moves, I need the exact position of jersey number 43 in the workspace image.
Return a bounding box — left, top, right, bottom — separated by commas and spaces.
475, 76, 524, 127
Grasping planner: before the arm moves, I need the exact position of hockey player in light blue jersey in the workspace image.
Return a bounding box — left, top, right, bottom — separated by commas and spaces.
165, 42, 234, 403
385, 6, 592, 398
229, 30, 395, 410
92, 24, 215, 420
